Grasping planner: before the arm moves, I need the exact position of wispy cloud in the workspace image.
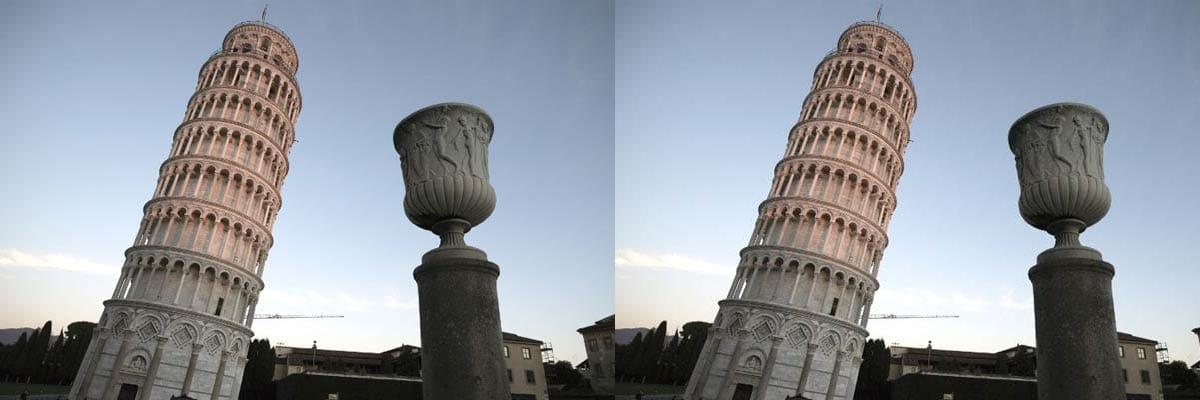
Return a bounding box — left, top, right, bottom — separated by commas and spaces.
384, 286, 417, 311
0, 249, 117, 276
615, 248, 731, 275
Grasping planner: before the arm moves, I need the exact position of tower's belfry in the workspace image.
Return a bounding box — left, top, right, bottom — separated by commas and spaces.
684, 21, 915, 400
70, 21, 301, 400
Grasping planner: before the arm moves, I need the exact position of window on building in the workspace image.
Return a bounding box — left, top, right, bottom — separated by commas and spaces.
1118, 346, 1124, 358
829, 298, 840, 316
214, 298, 224, 316
507, 369, 512, 383
503, 346, 509, 358
587, 339, 598, 352
603, 336, 613, 349
1137, 347, 1146, 359
522, 347, 531, 360
1140, 370, 1150, 384
525, 369, 536, 384
1122, 369, 1127, 383
594, 364, 604, 378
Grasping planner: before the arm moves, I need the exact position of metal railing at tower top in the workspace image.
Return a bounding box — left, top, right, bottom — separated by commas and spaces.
843, 21, 911, 48
229, 20, 294, 45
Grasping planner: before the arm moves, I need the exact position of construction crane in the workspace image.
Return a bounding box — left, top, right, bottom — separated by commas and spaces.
254, 314, 344, 320
869, 314, 958, 320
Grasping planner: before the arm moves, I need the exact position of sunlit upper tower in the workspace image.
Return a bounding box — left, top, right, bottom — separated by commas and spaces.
684, 21, 915, 400
70, 20, 301, 400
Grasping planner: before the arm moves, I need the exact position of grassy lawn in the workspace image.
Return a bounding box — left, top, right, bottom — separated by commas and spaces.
613, 382, 685, 395
0, 382, 70, 396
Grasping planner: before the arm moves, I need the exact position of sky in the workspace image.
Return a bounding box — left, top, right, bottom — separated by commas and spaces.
616, 0, 1200, 365
0, 1, 613, 365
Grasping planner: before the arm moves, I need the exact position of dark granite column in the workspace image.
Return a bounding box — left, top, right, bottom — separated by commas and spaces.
1029, 253, 1123, 399
414, 255, 508, 399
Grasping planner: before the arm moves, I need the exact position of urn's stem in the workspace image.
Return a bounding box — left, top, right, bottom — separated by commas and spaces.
432, 218, 471, 248
1047, 218, 1085, 248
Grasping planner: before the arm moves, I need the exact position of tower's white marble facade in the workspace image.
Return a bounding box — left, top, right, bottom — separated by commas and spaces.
70, 21, 301, 400
684, 22, 915, 400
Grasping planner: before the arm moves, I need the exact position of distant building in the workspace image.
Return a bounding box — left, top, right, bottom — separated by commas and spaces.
272, 332, 548, 400
887, 332, 1163, 400
273, 346, 388, 380
503, 332, 549, 400
577, 315, 615, 394
1118, 332, 1164, 400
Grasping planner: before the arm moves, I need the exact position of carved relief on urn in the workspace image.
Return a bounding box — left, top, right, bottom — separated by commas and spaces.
394, 103, 496, 247
1009, 103, 1109, 247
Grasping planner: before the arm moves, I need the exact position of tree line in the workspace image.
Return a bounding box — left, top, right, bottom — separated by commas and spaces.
0, 320, 96, 386
615, 320, 710, 385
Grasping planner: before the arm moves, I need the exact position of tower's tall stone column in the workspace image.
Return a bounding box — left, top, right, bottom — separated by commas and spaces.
685, 21, 916, 400
1009, 103, 1122, 400
70, 20, 301, 400
393, 103, 509, 400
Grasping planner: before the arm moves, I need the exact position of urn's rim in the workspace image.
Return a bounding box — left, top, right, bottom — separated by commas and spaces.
393, 102, 494, 153
1008, 102, 1108, 153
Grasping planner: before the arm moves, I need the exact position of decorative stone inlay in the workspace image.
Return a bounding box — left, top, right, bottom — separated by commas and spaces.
819, 334, 837, 357
786, 327, 810, 349
205, 334, 224, 356
137, 322, 159, 342
171, 326, 195, 348
113, 318, 129, 336
753, 321, 774, 342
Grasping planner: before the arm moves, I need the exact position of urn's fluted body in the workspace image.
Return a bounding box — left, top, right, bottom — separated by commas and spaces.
394, 103, 496, 240
1009, 103, 1110, 235
70, 21, 301, 400
685, 21, 916, 400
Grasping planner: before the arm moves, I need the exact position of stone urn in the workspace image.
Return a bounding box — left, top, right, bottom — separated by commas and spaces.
1008, 103, 1109, 251
394, 103, 495, 249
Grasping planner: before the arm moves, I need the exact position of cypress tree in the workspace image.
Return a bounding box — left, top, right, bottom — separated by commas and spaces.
618, 332, 644, 381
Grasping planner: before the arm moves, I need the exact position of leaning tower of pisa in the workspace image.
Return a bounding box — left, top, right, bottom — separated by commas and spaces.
684, 21, 915, 400
70, 21, 301, 400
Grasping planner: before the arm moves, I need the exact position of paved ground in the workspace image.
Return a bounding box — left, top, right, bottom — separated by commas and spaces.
614, 395, 682, 400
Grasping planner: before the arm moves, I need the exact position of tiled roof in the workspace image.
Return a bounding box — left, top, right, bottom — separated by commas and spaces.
1117, 331, 1158, 345
503, 331, 543, 345
578, 315, 615, 333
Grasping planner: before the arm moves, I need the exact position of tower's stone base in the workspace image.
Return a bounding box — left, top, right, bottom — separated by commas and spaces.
71, 301, 250, 400
686, 300, 865, 400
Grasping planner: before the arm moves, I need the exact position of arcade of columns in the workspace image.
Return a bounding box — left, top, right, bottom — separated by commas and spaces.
685, 21, 916, 400
70, 21, 301, 400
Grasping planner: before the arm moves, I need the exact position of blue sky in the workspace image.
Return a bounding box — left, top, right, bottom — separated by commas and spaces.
0, 1, 613, 364
616, 0, 1200, 365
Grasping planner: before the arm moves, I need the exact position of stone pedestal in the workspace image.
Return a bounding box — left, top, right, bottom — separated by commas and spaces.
1029, 252, 1123, 400
413, 254, 508, 400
